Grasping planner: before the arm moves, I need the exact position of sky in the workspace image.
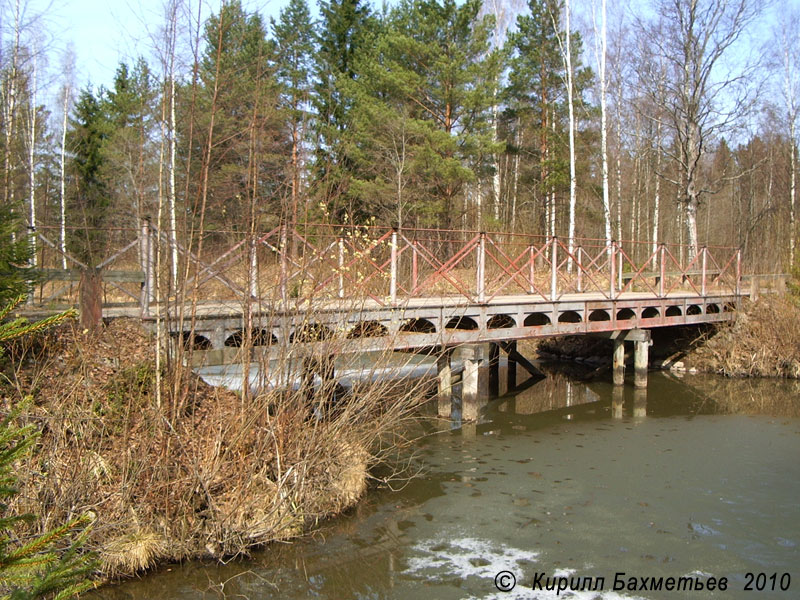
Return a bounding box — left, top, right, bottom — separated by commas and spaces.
8, 0, 289, 92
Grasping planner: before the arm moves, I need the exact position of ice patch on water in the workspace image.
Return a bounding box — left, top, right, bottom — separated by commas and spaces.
404, 536, 537, 581
403, 536, 647, 599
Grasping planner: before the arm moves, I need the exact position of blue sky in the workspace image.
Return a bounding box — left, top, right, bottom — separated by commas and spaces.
15, 0, 288, 90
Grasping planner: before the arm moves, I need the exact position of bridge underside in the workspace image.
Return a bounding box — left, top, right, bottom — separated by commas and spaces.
129, 291, 739, 422
150, 291, 738, 356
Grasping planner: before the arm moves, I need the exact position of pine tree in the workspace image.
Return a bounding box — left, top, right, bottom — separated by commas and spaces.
347, 0, 501, 227
195, 0, 284, 232
312, 0, 377, 217
272, 0, 315, 235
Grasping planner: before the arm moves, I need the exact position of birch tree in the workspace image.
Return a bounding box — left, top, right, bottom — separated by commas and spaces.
776, 10, 799, 266
644, 0, 762, 258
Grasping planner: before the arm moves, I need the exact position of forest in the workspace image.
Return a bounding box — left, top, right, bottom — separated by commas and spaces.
0, 0, 798, 297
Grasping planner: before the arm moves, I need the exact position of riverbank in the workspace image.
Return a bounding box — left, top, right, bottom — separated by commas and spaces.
1, 320, 428, 582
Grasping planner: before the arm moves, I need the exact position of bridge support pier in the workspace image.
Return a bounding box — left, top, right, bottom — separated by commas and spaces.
461, 344, 489, 421
634, 340, 649, 388
437, 350, 453, 418
612, 338, 625, 386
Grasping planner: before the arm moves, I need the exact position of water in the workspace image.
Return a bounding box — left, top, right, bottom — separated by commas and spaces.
91, 370, 800, 599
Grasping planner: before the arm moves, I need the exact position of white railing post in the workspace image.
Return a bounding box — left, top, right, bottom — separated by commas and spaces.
736, 248, 742, 297
701, 245, 707, 296
390, 227, 398, 304
529, 244, 535, 294
249, 235, 258, 299
659, 243, 666, 298
477, 231, 486, 302
412, 240, 418, 294
609, 240, 616, 299
279, 224, 288, 302
550, 236, 558, 302
338, 236, 345, 299
140, 218, 154, 317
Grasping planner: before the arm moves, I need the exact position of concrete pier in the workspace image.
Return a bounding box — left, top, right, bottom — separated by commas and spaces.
634, 340, 649, 388
613, 338, 626, 386
437, 350, 453, 418
461, 344, 489, 421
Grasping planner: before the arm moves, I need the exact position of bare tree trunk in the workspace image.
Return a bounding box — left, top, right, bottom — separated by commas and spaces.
599, 0, 612, 246
564, 0, 577, 270
4, 0, 22, 225
60, 85, 69, 269
27, 54, 37, 267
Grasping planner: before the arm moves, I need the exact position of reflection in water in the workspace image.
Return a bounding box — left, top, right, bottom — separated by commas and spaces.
92, 369, 800, 600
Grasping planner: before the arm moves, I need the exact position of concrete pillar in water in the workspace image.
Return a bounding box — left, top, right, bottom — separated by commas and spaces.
634, 340, 649, 388
613, 338, 625, 386
633, 388, 647, 417
437, 350, 453, 418
612, 385, 624, 419
461, 344, 489, 421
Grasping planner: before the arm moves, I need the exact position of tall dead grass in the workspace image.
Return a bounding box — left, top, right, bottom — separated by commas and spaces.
0, 318, 432, 581
685, 296, 800, 378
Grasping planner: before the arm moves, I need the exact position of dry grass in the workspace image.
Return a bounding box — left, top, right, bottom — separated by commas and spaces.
0, 317, 431, 581
684, 296, 800, 378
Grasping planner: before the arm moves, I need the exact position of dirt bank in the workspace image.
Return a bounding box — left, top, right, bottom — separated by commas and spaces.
1, 320, 425, 581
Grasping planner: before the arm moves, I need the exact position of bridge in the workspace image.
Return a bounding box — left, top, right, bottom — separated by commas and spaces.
24, 222, 745, 420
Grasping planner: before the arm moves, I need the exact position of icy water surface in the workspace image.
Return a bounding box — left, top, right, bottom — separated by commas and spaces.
92, 371, 800, 599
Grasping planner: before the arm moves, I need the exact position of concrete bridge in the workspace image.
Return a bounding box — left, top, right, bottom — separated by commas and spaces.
25, 222, 746, 420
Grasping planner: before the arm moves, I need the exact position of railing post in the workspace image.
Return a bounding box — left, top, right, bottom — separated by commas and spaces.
249, 235, 258, 299
477, 231, 486, 303
736, 248, 742, 297
701, 245, 707, 296
550, 236, 558, 302
412, 240, 418, 295
576, 246, 583, 293
390, 227, 398, 304
140, 217, 154, 317
617, 241, 623, 291
529, 244, 535, 294
609, 240, 616, 299
279, 224, 288, 302
659, 243, 666, 298
338, 236, 345, 299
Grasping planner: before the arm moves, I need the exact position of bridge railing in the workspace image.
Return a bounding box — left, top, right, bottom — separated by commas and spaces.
25, 222, 743, 314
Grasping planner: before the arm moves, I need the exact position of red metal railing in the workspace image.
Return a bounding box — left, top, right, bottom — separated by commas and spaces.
27, 223, 743, 314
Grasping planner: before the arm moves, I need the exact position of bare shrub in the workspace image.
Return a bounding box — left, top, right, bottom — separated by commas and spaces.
1, 316, 432, 580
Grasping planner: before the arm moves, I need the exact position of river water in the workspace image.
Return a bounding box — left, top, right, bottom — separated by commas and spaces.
92, 368, 799, 599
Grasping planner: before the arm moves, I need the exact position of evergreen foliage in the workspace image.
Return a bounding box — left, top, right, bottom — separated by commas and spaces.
0, 297, 94, 598
0, 207, 32, 307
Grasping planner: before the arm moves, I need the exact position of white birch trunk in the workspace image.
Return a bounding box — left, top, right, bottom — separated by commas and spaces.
60, 85, 69, 269
565, 0, 577, 271
594, 0, 612, 247
28, 57, 37, 267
